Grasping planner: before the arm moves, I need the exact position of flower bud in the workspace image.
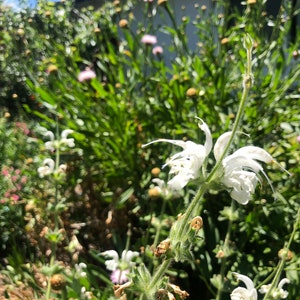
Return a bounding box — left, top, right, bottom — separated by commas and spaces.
243, 34, 253, 51
278, 248, 293, 261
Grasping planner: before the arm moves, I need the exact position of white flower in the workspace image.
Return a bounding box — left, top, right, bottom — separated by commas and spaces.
37, 159, 68, 178
75, 262, 87, 278
151, 178, 179, 198
259, 278, 290, 299
44, 131, 56, 152
231, 273, 257, 300
101, 250, 139, 284
37, 158, 55, 177
142, 119, 212, 190
43, 129, 74, 151
61, 129, 75, 148
214, 132, 275, 205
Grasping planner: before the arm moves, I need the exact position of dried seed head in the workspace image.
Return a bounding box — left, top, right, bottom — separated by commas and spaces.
168, 283, 189, 299
158, 0, 167, 6
119, 19, 128, 28
151, 167, 161, 177
190, 216, 203, 231
221, 37, 229, 45
186, 87, 197, 97
215, 249, 225, 258
47, 64, 58, 73
154, 238, 171, 257
148, 187, 160, 198
114, 281, 132, 298
50, 274, 66, 290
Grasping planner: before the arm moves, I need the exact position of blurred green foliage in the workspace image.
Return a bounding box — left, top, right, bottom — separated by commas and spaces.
0, 0, 299, 299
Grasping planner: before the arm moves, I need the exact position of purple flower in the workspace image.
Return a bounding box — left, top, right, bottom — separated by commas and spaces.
141, 34, 157, 45
78, 69, 96, 82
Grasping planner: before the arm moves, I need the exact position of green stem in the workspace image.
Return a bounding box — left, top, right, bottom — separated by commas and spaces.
45, 253, 55, 300
153, 197, 167, 247
207, 40, 253, 183
215, 200, 235, 300
54, 123, 60, 230
174, 183, 207, 241
176, 37, 253, 242
147, 259, 172, 299
262, 207, 300, 300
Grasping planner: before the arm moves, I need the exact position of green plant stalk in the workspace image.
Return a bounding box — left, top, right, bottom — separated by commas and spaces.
215, 200, 235, 300
262, 207, 300, 300
46, 123, 61, 300
153, 196, 167, 248
207, 38, 253, 182
145, 258, 172, 300
176, 35, 253, 245
45, 253, 55, 300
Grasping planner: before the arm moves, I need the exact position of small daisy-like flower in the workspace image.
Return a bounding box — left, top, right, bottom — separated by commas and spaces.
231, 272, 257, 300
101, 250, 139, 284
142, 119, 212, 191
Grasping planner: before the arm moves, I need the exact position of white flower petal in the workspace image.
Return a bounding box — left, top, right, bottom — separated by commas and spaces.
61, 129, 74, 139
142, 139, 186, 149
101, 250, 119, 271
232, 273, 256, 292
121, 250, 139, 264
232, 273, 257, 300
233, 146, 273, 164
198, 119, 212, 155
44, 131, 55, 141
214, 131, 232, 161
278, 278, 290, 289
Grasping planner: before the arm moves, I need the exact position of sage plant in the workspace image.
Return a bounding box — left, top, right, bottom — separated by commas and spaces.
111, 34, 297, 300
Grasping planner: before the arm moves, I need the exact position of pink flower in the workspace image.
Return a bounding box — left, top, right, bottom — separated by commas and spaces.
11, 194, 19, 202
78, 69, 96, 82
152, 46, 163, 55
2, 168, 9, 177
297, 135, 300, 142
21, 176, 27, 184
101, 250, 139, 284
141, 34, 157, 45
110, 269, 130, 284
15, 122, 30, 135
